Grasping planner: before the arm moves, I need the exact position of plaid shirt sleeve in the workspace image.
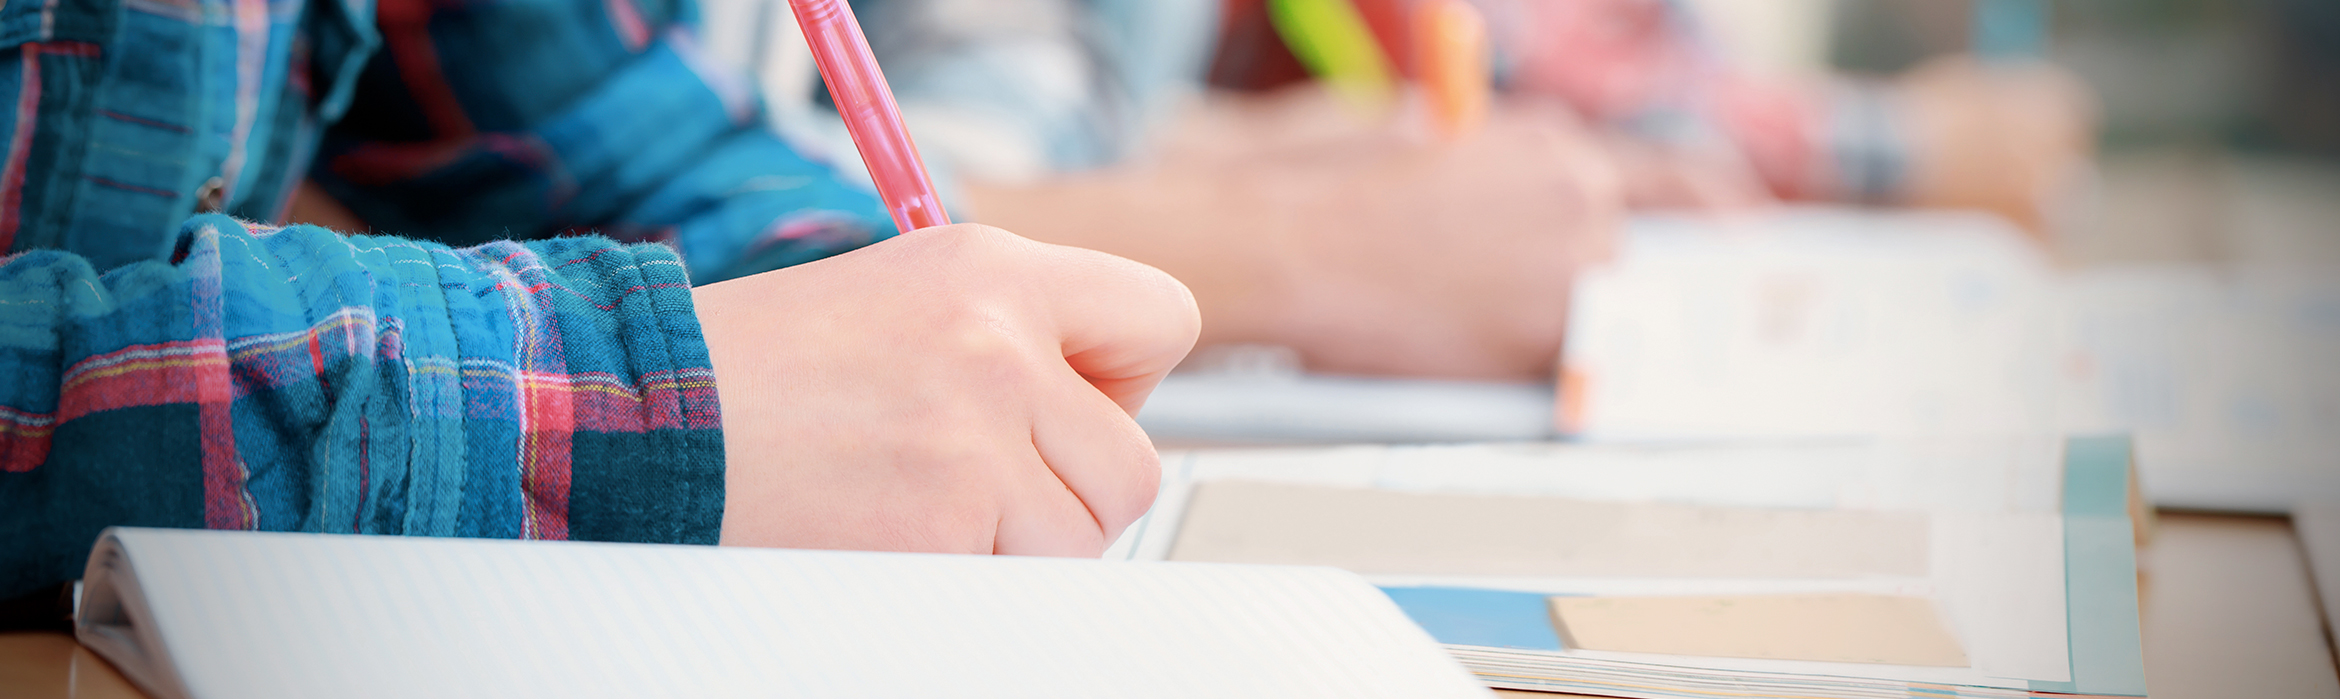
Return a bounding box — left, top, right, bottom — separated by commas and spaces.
0, 215, 724, 599
312, 0, 896, 284
1485, 0, 1914, 203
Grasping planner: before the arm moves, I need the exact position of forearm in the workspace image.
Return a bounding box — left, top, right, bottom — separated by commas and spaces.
0, 217, 724, 598
964, 171, 1295, 350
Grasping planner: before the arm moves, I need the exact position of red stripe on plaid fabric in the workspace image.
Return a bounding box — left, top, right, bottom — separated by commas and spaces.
4, 348, 723, 473
327, 140, 467, 185
99, 109, 192, 133
225, 307, 369, 352
200, 359, 252, 530
34, 43, 101, 58
566, 368, 722, 432
307, 331, 326, 384
376, 0, 476, 140
0, 405, 56, 472
221, 304, 714, 432
0, 338, 238, 472
492, 279, 694, 313
520, 371, 573, 541
1, 340, 228, 472
494, 251, 574, 541
85, 176, 178, 198
605, 0, 651, 52
58, 341, 228, 416
0, 43, 43, 252
329, 132, 561, 190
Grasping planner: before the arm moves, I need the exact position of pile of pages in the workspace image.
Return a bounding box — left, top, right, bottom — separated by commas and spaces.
1107, 437, 2147, 699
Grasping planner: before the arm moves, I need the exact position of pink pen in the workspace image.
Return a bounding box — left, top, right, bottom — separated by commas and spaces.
787, 0, 950, 232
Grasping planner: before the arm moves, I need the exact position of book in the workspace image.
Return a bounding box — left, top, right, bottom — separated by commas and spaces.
73, 528, 1492, 699
1105, 435, 2148, 699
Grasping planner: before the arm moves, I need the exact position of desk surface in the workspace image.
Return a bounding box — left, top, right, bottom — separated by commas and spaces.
4, 514, 2333, 699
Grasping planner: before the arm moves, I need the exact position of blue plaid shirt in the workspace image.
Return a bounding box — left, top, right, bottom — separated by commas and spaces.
0, 0, 898, 598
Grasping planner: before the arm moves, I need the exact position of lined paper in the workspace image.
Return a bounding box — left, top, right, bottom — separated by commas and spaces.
1548, 594, 1969, 667
1168, 480, 1930, 578
98, 528, 1491, 699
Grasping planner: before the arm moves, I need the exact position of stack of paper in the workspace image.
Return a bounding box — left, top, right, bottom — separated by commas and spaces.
1104, 437, 2147, 699
76, 529, 1492, 699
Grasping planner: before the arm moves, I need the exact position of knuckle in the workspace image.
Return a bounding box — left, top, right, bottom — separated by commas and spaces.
943, 317, 1040, 381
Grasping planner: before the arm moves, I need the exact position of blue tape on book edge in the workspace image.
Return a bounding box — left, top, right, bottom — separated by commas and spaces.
2027, 435, 2149, 697
1379, 586, 1567, 651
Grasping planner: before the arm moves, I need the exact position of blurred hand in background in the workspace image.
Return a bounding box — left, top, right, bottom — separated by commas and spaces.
969, 87, 1620, 380
1327, 0, 2100, 238
1895, 55, 2099, 238
692, 0, 2097, 381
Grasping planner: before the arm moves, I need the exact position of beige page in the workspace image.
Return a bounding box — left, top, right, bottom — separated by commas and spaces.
1167, 480, 1928, 578
1549, 594, 1969, 667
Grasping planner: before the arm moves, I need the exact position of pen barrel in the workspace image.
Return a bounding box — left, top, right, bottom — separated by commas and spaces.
787, 0, 951, 232
1416, 0, 1489, 141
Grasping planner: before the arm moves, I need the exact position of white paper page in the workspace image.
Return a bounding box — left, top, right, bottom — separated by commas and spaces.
1138, 373, 1557, 444
1124, 442, 2075, 686
106, 528, 1490, 699
1563, 209, 2060, 441
1358, 511, 2069, 688
1169, 481, 1933, 578
1343, 519, 2067, 686
2055, 266, 2340, 511
1931, 511, 2069, 682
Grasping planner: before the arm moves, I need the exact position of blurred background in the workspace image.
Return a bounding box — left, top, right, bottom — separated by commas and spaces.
696, 0, 2340, 497
1827, 0, 2340, 267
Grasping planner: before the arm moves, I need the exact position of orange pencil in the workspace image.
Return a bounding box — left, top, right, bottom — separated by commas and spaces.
1414, 0, 1490, 140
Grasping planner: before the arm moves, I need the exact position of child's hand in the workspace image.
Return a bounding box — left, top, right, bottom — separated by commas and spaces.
1899, 55, 2098, 239
695, 225, 1199, 557
1244, 99, 1623, 378
970, 92, 1624, 380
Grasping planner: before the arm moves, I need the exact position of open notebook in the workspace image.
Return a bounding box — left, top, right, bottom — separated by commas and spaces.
1106, 436, 2148, 699
73, 528, 1491, 699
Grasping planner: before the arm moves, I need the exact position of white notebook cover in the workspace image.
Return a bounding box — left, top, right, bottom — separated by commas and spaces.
76, 527, 1490, 699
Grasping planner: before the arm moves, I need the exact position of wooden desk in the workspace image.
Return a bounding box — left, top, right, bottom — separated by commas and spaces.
0, 632, 140, 699
6, 514, 2335, 699
2139, 514, 2339, 699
